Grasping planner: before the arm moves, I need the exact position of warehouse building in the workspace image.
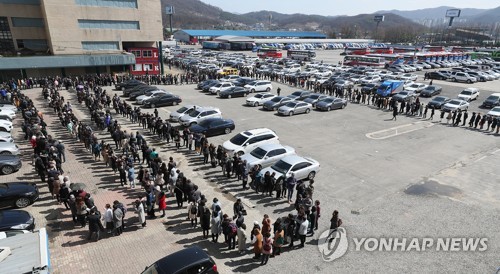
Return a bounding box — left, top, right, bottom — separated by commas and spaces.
174, 30, 327, 44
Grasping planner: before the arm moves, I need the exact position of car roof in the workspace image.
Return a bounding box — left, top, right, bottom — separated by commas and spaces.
279, 154, 311, 165
154, 246, 212, 273
253, 143, 291, 151
195, 107, 220, 112
240, 128, 276, 137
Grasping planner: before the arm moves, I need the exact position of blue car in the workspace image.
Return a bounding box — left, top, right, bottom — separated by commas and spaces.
189, 118, 235, 137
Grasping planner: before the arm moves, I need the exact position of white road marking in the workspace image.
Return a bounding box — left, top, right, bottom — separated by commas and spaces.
366, 121, 434, 140
474, 156, 487, 163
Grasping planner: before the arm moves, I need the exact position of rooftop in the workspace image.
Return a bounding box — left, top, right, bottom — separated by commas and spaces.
177, 30, 327, 39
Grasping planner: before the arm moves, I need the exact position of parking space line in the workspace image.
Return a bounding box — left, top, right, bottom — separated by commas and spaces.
366, 121, 434, 140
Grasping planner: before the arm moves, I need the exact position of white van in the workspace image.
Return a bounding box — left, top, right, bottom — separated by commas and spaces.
244, 80, 273, 93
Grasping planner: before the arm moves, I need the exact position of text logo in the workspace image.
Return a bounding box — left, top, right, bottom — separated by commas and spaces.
317, 227, 348, 262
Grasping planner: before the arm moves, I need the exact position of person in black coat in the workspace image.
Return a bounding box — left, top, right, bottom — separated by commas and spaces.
87, 209, 104, 241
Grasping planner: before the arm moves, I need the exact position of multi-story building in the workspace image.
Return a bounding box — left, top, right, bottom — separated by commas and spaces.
0, 0, 163, 80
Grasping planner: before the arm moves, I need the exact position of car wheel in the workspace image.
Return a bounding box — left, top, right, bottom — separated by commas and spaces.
467, 79, 472, 84
237, 151, 244, 156
341, 104, 346, 109
224, 128, 231, 134
266, 87, 270, 92
1, 165, 14, 175
151, 104, 156, 108
244, 93, 248, 97
452, 78, 457, 82
305, 108, 310, 114
15, 197, 31, 208
327, 106, 331, 111
0, 151, 11, 155
251, 89, 256, 93
228, 95, 232, 99
288, 111, 294, 116
253, 102, 259, 107
307, 171, 316, 180
273, 107, 277, 111
173, 101, 178, 106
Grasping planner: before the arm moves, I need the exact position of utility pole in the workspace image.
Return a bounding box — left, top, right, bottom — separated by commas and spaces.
373, 15, 385, 43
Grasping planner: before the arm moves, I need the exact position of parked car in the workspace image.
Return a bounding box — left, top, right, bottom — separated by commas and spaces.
246, 93, 276, 107
0, 109, 16, 120
143, 94, 182, 108
427, 96, 450, 109
450, 72, 477, 83
360, 75, 382, 85
442, 99, 470, 112
219, 87, 249, 98
240, 143, 296, 170
405, 83, 428, 93
399, 73, 418, 81
427, 71, 449, 80
481, 93, 500, 108
202, 81, 221, 93
136, 90, 169, 104
278, 101, 312, 116
179, 107, 222, 127
189, 118, 235, 137
170, 105, 201, 122
128, 86, 159, 100
420, 85, 442, 97
361, 83, 379, 94
457, 88, 479, 102
222, 128, 279, 156
0, 132, 13, 143
302, 94, 329, 107
141, 246, 218, 274
286, 90, 312, 101
258, 155, 320, 184
115, 79, 144, 91
487, 106, 500, 118
0, 182, 39, 208
0, 142, 20, 155
197, 79, 219, 90
0, 210, 35, 231
315, 97, 348, 111
393, 90, 417, 102
0, 155, 22, 175
244, 80, 273, 93
262, 96, 292, 111
209, 82, 235, 95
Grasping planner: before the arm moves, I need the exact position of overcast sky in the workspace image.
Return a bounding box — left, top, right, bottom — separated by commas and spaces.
199, 0, 498, 16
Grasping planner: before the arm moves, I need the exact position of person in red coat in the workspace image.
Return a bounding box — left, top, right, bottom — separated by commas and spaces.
158, 192, 167, 217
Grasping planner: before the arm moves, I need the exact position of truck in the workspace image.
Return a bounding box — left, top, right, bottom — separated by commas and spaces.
376, 80, 404, 97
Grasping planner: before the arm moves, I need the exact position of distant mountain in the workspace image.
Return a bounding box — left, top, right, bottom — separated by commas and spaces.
471, 6, 500, 24
377, 6, 487, 21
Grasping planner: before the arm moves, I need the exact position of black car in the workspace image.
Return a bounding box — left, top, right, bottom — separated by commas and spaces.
427, 71, 448, 80
189, 118, 235, 137
0, 210, 35, 231
233, 77, 255, 87
122, 83, 150, 97
420, 85, 442, 97
202, 81, 220, 93
0, 155, 22, 175
0, 182, 39, 208
115, 79, 144, 91
361, 83, 379, 94
129, 86, 160, 100
219, 87, 248, 98
142, 246, 218, 274
427, 96, 450, 109
143, 94, 182, 108
197, 79, 219, 90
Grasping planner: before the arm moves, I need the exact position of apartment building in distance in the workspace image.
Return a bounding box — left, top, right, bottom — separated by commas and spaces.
0, 0, 163, 80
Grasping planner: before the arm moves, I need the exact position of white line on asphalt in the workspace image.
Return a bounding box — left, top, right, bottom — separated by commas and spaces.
365, 121, 434, 140
474, 156, 487, 163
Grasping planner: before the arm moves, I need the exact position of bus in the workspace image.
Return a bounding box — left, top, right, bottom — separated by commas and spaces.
343, 55, 385, 68
366, 54, 404, 66
257, 48, 283, 59
343, 47, 370, 55
402, 55, 418, 64
370, 47, 394, 54
422, 45, 446, 52
287, 50, 316, 61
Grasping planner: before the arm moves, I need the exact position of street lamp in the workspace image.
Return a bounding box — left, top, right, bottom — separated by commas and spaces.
374, 15, 385, 43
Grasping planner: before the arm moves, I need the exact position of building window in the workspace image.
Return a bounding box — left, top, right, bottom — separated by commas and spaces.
130, 50, 141, 57
11, 17, 44, 28
17, 39, 47, 50
0, 0, 40, 5
0, 17, 14, 54
78, 19, 139, 30
144, 64, 153, 71
75, 0, 137, 8
132, 64, 142, 71
81, 41, 120, 51
142, 50, 152, 57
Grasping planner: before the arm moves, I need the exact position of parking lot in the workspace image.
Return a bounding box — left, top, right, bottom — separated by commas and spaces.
108, 48, 500, 272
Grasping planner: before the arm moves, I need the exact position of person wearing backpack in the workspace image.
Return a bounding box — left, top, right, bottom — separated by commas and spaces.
188, 201, 198, 228
227, 221, 238, 250
261, 232, 273, 265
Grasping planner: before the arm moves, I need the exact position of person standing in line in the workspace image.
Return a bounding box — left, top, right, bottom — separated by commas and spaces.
158, 191, 167, 218
188, 201, 198, 228
103, 204, 114, 234
391, 105, 398, 121
462, 110, 468, 126
286, 173, 297, 204
237, 223, 247, 254
113, 204, 123, 236
211, 206, 222, 243
127, 165, 135, 188
87, 209, 104, 241
429, 106, 435, 121
297, 216, 309, 248
327, 210, 343, 241
261, 232, 273, 265
251, 225, 263, 260
135, 199, 146, 227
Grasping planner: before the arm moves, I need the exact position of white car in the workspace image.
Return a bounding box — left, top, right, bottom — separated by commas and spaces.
0, 119, 13, 132
209, 82, 235, 95
179, 107, 221, 127
399, 73, 418, 81
0, 108, 16, 120
0, 142, 19, 155
442, 99, 470, 112
244, 80, 273, 93
257, 154, 320, 183
487, 106, 500, 118
222, 128, 279, 156
136, 90, 169, 104
240, 143, 296, 169
457, 88, 479, 102
404, 83, 428, 93
0, 131, 13, 143
360, 75, 381, 85
313, 70, 332, 78
246, 93, 276, 107
0, 104, 17, 112
169, 105, 201, 122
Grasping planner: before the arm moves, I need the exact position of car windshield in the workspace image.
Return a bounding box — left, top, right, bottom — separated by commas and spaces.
399, 92, 408, 95
410, 85, 419, 88
291, 91, 302, 96
449, 100, 460, 105
488, 96, 499, 100
308, 95, 320, 99
461, 91, 472, 95
247, 81, 257, 86
229, 133, 248, 146
271, 160, 292, 174
285, 102, 298, 108
176, 107, 188, 113
254, 94, 264, 99
270, 97, 282, 102
214, 84, 222, 88
197, 119, 213, 127
492, 107, 500, 111
425, 87, 435, 91
434, 97, 446, 102
250, 147, 268, 159
189, 110, 201, 117
323, 98, 334, 103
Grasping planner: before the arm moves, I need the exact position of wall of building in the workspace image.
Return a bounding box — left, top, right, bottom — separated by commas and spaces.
40, 0, 162, 55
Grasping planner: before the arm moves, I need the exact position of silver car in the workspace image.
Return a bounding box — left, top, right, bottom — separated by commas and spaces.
169, 105, 201, 122
302, 94, 329, 107
315, 97, 347, 111
240, 143, 295, 170
0, 142, 20, 155
258, 154, 321, 183
277, 101, 312, 116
